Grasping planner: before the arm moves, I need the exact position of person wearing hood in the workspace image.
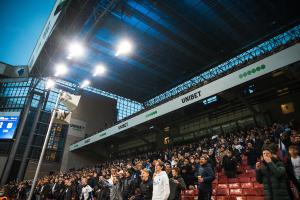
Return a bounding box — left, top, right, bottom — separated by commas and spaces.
169, 167, 186, 200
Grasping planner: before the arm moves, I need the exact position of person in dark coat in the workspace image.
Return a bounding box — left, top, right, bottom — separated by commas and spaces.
169, 167, 186, 200
96, 176, 111, 200
256, 148, 291, 200
121, 170, 134, 199
286, 145, 300, 191
195, 156, 215, 200
40, 179, 51, 199
62, 179, 74, 200
245, 142, 258, 169
139, 169, 152, 200
181, 159, 194, 187
222, 150, 238, 178
51, 178, 64, 199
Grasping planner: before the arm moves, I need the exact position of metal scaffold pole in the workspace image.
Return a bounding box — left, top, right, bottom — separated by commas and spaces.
27, 90, 61, 200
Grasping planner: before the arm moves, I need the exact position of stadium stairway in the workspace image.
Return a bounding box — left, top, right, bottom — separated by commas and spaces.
181, 156, 264, 200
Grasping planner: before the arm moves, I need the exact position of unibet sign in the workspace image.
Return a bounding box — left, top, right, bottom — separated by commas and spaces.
181, 91, 201, 104
239, 64, 266, 79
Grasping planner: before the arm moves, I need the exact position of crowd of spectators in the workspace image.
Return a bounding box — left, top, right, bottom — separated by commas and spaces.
1, 120, 300, 200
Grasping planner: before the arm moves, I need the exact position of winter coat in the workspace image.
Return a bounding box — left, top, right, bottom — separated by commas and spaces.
245, 148, 258, 166
222, 155, 237, 178
256, 158, 291, 200
195, 163, 215, 192
140, 178, 152, 200
169, 175, 186, 200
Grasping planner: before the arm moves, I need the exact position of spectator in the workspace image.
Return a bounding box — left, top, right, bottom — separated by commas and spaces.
181, 158, 194, 187
286, 145, 300, 191
121, 170, 134, 199
140, 169, 152, 200
222, 150, 238, 178
152, 160, 170, 200
169, 167, 186, 200
245, 142, 258, 169
62, 179, 75, 200
80, 177, 93, 200
256, 147, 291, 200
195, 156, 215, 200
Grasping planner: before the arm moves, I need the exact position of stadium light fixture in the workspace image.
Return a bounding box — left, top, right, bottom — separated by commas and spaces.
54, 63, 68, 77
93, 64, 106, 76
45, 79, 55, 90
115, 39, 133, 56
80, 79, 90, 88
67, 41, 85, 59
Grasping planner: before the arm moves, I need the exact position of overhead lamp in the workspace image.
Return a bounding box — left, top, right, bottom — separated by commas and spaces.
54, 63, 67, 77
80, 79, 90, 88
45, 79, 55, 90
67, 41, 85, 59
115, 39, 133, 56
93, 64, 106, 76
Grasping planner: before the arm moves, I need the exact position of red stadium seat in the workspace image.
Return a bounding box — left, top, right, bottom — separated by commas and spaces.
217, 188, 230, 196
243, 189, 257, 196
217, 197, 246, 200
219, 178, 228, 184
230, 188, 243, 196
241, 183, 253, 189
218, 184, 228, 189
246, 197, 264, 200
250, 177, 256, 182
228, 183, 240, 189
245, 171, 255, 177
256, 188, 264, 196
253, 182, 263, 189
228, 178, 239, 183
239, 177, 251, 183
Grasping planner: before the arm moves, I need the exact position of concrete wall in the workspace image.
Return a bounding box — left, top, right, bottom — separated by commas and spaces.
24, 161, 61, 180
71, 90, 117, 135
60, 91, 117, 171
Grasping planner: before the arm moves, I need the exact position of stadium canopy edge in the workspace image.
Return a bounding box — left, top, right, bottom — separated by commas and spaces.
69, 43, 300, 151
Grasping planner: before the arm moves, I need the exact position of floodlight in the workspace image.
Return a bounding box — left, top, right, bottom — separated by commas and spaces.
67, 41, 85, 59
115, 39, 133, 56
45, 79, 55, 90
80, 79, 90, 88
93, 64, 106, 76
54, 63, 67, 77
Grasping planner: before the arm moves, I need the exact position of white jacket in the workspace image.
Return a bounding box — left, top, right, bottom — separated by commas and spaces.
152, 171, 170, 200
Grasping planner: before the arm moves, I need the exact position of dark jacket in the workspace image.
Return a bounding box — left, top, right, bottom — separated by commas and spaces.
222, 155, 237, 178
195, 163, 215, 192
245, 148, 258, 166
256, 158, 291, 200
51, 183, 64, 199
285, 157, 300, 191
62, 186, 74, 200
121, 176, 134, 199
140, 178, 152, 200
96, 179, 110, 200
169, 175, 186, 200
40, 184, 51, 199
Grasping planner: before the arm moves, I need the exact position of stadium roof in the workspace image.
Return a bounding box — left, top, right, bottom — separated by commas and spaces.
31, 0, 300, 102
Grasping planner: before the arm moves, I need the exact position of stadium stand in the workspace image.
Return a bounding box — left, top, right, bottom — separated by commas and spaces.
0, 121, 299, 199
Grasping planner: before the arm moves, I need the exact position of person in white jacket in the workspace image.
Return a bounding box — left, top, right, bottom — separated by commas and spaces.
152, 160, 170, 200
